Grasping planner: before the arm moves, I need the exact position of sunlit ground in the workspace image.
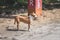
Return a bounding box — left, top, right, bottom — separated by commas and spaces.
0, 9, 60, 40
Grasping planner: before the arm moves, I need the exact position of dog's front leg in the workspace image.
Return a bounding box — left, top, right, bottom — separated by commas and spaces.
28, 23, 30, 31
28, 19, 30, 31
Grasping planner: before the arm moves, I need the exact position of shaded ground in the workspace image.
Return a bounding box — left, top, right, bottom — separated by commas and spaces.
0, 9, 60, 40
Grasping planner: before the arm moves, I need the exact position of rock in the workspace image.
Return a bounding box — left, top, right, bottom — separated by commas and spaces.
12, 37, 19, 40
0, 35, 7, 39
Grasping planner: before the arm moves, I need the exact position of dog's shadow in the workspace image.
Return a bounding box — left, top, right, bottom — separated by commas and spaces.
6, 27, 28, 31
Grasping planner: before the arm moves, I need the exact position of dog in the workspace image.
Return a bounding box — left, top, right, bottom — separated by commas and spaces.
14, 13, 37, 31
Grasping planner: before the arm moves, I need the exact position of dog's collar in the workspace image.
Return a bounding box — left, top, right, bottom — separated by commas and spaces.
28, 15, 34, 20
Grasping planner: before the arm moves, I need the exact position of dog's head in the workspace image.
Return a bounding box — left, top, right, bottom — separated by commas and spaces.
29, 12, 38, 20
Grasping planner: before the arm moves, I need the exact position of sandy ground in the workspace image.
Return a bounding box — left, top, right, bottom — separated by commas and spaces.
0, 9, 60, 40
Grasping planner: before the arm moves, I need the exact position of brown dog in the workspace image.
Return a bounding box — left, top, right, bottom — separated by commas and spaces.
14, 13, 37, 31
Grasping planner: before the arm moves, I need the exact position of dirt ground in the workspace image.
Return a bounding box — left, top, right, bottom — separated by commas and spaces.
0, 9, 60, 40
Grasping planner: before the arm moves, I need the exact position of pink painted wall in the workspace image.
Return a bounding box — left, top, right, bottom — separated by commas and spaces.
28, 0, 42, 16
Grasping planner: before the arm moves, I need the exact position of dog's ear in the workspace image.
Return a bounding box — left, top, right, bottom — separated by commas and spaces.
33, 12, 38, 18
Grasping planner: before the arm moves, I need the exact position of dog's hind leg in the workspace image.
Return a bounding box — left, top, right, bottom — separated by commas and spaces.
16, 18, 20, 31
17, 22, 19, 31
